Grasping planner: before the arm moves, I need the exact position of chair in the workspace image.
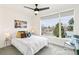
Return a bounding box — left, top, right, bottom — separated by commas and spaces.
64, 39, 75, 50
64, 32, 75, 49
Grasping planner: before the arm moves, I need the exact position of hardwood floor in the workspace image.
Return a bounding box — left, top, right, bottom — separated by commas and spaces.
0, 45, 22, 55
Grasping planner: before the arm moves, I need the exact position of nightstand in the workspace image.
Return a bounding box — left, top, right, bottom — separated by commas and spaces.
4, 32, 11, 47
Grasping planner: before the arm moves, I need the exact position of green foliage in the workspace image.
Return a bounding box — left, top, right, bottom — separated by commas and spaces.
68, 18, 74, 31
53, 23, 65, 38
67, 26, 73, 31
61, 25, 65, 38
53, 23, 59, 37
69, 18, 74, 25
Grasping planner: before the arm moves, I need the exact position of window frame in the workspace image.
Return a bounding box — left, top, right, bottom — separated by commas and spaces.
40, 9, 74, 39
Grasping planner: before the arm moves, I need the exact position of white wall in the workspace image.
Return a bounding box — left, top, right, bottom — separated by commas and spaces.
30, 15, 41, 35
0, 5, 31, 48
74, 7, 79, 35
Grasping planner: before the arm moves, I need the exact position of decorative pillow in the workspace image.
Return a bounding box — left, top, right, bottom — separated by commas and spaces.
16, 31, 21, 38
21, 31, 26, 38
27, 32, 31, 37
16, 31, 26, 38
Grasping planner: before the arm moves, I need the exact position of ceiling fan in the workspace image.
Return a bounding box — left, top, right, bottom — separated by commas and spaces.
24, 4, 49, 15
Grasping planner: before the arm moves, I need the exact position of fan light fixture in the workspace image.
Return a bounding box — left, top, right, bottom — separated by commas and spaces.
34, 11, 38, 15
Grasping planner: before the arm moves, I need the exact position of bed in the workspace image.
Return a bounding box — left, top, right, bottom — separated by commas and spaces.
11, 35, 49, 55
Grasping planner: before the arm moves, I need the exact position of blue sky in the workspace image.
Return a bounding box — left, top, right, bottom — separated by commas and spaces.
41, 16, 73, 27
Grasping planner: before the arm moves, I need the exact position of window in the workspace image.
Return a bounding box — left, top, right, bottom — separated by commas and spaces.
41, 10, 74, 38
60, 10, 74, 38
60, 16, 74, 38
41, 13, 59, 38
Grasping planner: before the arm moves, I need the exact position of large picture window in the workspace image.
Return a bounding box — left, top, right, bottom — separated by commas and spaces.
41, 10, 74, 38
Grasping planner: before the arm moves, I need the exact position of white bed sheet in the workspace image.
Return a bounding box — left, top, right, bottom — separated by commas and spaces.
12, 35, 49, 55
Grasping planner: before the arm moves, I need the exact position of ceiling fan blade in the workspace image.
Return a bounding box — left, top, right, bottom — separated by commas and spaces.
39, 7, 49, 11
24, 6, 34, 10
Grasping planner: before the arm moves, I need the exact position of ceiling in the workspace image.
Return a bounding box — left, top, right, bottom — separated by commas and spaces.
0, 4, 79, 17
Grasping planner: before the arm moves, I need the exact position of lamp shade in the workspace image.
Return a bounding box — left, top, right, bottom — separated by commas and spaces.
5, 32, 10, 38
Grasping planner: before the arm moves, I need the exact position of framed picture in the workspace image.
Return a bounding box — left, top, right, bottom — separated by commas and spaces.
15, 20, 27, 28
